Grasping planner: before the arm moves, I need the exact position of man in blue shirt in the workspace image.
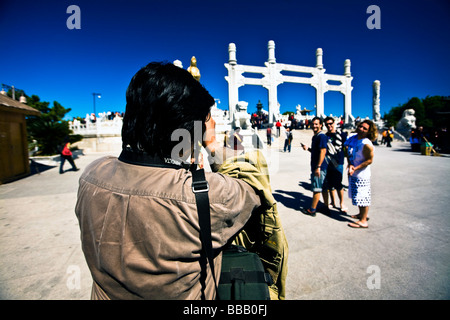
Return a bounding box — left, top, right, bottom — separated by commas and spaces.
301, 117, 328, 216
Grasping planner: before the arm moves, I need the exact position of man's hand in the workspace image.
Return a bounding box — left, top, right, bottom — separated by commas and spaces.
348, 164, 356, 176
314, 167, 321, 177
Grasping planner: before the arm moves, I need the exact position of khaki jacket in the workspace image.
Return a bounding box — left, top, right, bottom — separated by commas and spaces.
75, 154, 260, 300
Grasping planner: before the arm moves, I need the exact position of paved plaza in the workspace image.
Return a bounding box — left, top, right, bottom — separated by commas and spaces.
1, 130, 449, 300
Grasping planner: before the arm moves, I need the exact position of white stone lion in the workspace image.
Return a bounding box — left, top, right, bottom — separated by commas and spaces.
396, 108, 416, 131
233, 101, 252, 129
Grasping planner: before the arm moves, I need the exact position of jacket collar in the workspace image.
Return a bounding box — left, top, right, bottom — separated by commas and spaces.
118, 149, 192, 170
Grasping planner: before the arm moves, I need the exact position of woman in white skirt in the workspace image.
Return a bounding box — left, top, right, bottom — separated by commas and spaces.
344, 120, 377, 228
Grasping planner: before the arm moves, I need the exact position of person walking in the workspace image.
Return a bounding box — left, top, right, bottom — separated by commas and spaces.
59, 138, 79, 174
322, 117, 348, 212
301, 117, 328, 216
344, 120, 377, 228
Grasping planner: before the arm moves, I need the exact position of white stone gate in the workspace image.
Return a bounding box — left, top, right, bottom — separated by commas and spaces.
225, 40, 354, 125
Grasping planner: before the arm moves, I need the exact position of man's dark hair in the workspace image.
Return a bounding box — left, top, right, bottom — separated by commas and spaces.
122, 61, 214, 158
324, 116, 334, 124
311, 116, 323, 124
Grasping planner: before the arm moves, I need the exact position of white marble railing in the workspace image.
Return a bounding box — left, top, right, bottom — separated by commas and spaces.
69, 119, 123, 136
70, 112, 233, 136
69, 111, 316, 137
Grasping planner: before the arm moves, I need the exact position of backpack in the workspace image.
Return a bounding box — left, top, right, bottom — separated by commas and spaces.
218, 245, 272, 300
57, 143, 65, 154
191, 168, 272, 300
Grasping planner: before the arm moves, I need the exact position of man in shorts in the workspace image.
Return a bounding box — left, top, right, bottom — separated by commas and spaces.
322, 116, 348, 213
301, 117, 328, 216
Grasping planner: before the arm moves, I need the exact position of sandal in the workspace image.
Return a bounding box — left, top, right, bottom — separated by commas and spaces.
348, 221, 368, 229
301, 208, 316, 217
350, 214, 370, 221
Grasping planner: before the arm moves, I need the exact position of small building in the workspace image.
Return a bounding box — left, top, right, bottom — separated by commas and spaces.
0, 93, 40, 184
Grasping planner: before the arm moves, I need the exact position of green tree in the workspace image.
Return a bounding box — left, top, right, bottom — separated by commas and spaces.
25, 94, 82, 155
422, 95, 449, 129
382, 103, 404, 128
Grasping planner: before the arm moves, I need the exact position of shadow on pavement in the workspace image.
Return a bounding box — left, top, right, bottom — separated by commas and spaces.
273, 183, 354, 223
29, 160, 56, 176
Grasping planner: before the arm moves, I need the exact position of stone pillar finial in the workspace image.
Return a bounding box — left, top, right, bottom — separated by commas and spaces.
344, 59, 351, 77
228, 43, 237, 65
316, 48, 323, 69
268, 40, 276, 64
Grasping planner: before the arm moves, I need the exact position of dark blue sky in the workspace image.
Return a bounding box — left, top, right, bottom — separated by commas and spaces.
1, 0, 449, 119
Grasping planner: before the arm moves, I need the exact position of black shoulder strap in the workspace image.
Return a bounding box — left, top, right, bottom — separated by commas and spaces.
191, 168, 219, 299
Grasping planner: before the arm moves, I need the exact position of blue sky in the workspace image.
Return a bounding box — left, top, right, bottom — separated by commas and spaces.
1, 0, 449, 120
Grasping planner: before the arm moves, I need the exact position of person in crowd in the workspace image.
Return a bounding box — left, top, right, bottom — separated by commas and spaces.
230, 127, 245, 152
75, 62, 261, 299
344, 120, 377, 229
301, 117, 328, 216
223, 130, 230, 148
266, 126, 272, 146
322, 117, 348, 213
276, 120, 282, 137
283, 127, 293, 152
384, 127, 394, 147
410, 126, 424, 152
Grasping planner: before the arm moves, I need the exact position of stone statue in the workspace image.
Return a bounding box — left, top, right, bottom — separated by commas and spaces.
396, 109, 416, 137
187, 56, 201, 81
173, 59, 183, 68
233, 101, 252, 129
372, 80, 381, 121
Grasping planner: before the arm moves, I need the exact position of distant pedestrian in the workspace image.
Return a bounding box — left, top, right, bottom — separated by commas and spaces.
384, 127, 393, 147
323, 117, 348, 213
59, 138, 79, 174
344, 120, 377, 228
276, 120, 282, 137
301, 117, 328, 216
224, 130, 230, 148
266, 127, 272, 145
230, 127, 244, 152
283, 127, 293, 152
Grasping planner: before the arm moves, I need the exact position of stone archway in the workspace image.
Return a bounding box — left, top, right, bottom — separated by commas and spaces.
225, 41, 354, 125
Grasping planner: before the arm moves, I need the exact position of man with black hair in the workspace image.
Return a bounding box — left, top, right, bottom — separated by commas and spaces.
301, 116, 328, 216
322, 116, 348, 212
75, 62, 261, 300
